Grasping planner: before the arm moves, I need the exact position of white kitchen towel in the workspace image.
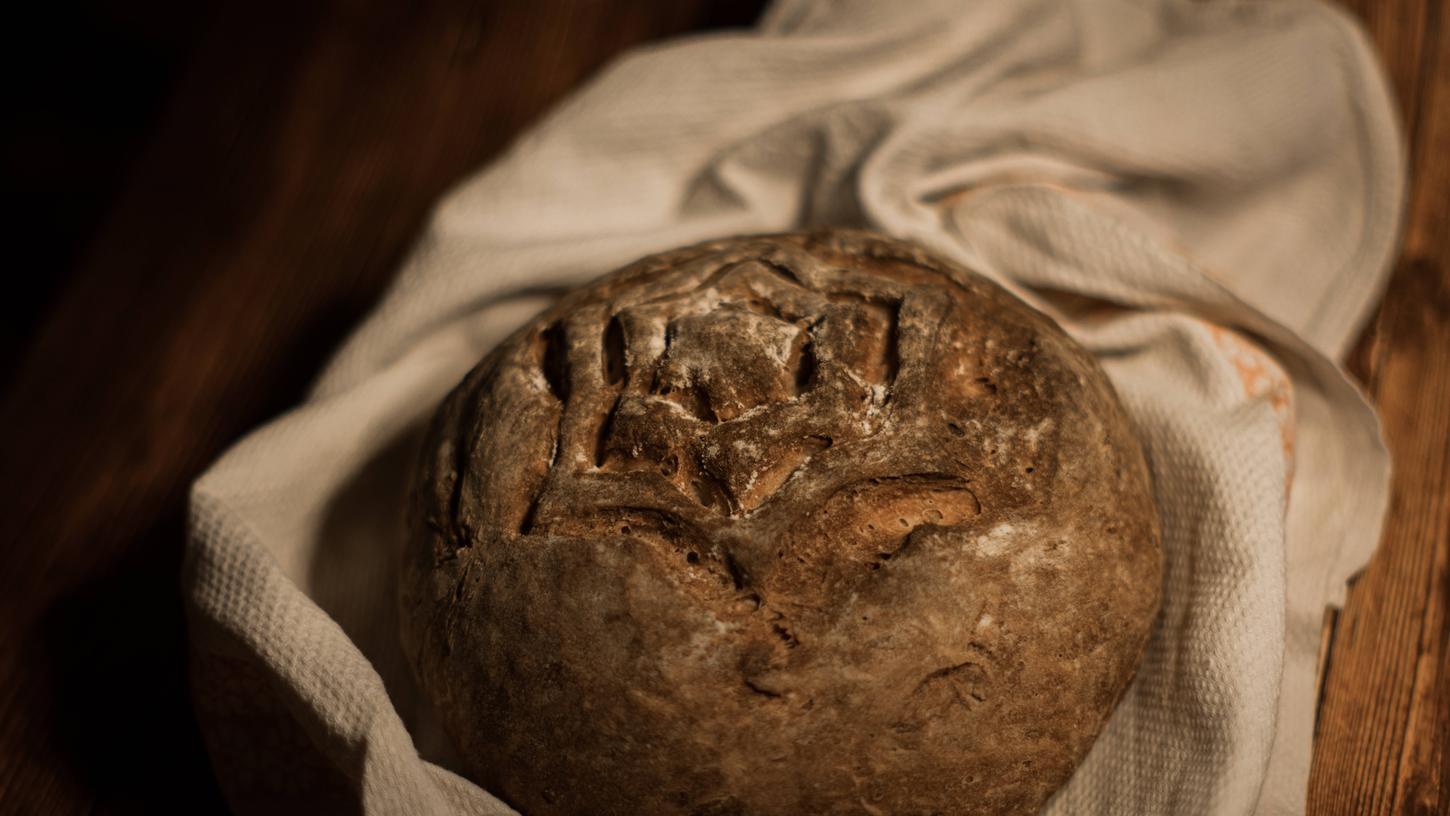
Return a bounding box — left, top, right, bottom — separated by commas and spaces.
184, 0, 1404, 813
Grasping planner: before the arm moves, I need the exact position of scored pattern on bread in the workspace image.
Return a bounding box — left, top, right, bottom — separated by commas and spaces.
401, 230, 1162, 816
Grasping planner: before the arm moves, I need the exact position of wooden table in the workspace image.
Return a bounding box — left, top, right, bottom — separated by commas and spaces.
1310, 2, 1449, 812
0, 1, 1442, 813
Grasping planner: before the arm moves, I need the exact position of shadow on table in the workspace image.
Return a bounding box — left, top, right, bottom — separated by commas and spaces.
38, 517, 230, 813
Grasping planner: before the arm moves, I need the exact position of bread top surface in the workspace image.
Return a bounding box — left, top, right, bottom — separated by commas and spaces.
402, 230, 1161, 816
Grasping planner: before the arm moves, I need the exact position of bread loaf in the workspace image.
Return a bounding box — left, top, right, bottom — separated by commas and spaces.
401, 230, 1161, 815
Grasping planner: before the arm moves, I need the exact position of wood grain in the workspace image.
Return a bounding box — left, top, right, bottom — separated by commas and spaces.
1310, 0, 1450, 813
0, 2, 761, 813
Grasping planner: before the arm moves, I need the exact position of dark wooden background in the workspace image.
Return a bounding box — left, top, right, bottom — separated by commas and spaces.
0, 1, 1442, 813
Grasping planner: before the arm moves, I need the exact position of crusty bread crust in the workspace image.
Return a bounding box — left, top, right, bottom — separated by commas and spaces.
401, 230, 1161, 816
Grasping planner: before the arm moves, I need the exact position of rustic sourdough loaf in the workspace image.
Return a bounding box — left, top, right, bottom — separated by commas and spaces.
400, 230, 1161, 815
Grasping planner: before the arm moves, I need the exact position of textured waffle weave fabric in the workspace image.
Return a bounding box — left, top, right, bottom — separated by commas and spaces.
185, 1, 1403, 812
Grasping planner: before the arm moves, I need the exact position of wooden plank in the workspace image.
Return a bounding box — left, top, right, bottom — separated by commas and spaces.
0, 2, 762, 813
1310, 0, 1450, 812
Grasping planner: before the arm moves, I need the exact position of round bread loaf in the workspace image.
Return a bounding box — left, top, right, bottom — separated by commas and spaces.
401, 230, 1160, 816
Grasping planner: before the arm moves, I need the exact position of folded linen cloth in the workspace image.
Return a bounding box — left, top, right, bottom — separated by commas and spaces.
185, 1, 1404, 812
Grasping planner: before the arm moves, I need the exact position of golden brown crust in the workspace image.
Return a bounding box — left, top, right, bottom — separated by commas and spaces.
401, 230, 1161, 816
